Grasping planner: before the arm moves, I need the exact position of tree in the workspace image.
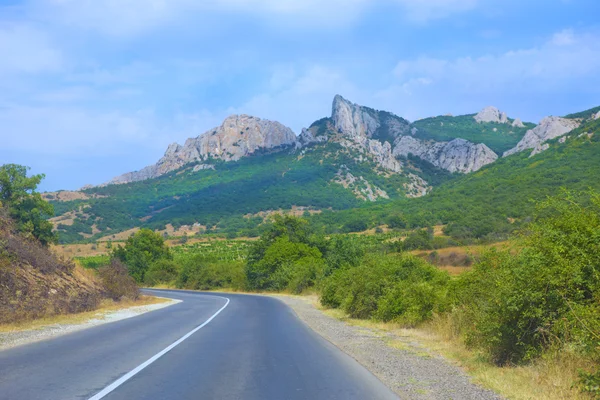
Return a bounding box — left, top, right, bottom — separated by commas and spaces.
112, 229, 172, 283
0, 164, 56, 245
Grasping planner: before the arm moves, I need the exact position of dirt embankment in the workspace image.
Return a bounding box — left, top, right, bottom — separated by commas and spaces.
0, 209, 106, 324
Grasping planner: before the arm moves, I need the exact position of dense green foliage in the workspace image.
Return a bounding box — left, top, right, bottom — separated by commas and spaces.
0, 164, 56, 245
453, 190, 600, 365
412, 114, 534, 154
112, 229, 172, 283
321, 253, 450, 324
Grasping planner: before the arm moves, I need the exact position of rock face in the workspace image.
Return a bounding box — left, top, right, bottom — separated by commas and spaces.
328, 95, 409, 173
296, 127, 328, 148
474, 106, 508, 124
594, 111, 600, 120
394, 136, 498, 174
503, 116, 580, 157
512, 118, 525, 128
331, 95, 411, 143
107, 115, 296, 185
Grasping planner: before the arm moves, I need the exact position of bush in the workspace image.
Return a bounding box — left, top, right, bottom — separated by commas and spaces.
453, 191, 600, 365
145, 259, 180, 286
112, 229, 172, 283
321, 253, 450, 322
98, 259, 139, 301
177, 256, 245, 291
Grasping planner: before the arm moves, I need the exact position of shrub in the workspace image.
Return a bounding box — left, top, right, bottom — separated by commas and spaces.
145, 259, 180, 286
453, 191, 600, 365
98, 259, 139, 301
177, 256, 245, 291
321, 253, 450, 322
112, 229, 172, 283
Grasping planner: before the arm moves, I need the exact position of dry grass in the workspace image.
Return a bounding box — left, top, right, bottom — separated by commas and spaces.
319, 305, 594, 400
411, 241, 515, 275
52, 243, 110, 258
0, 295, 169, 334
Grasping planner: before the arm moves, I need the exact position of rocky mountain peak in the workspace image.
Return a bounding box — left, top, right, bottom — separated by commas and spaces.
503, 116, 580, 157
105, 114, 296, 185
331, 95, 379, 141
474, 106, 508, 124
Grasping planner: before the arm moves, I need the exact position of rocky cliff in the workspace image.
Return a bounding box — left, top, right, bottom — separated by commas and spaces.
107, 115, 296, 185
331, 95, 412, 144
394, 136, 498, 174
328, 95, 410, 173
329, 95, 500, 174
503, 116, 580, 157
474, 106, 525, 128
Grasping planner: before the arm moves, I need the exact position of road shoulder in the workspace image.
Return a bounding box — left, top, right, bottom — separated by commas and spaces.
0, 296, 179, 351
274, 294, 502, 400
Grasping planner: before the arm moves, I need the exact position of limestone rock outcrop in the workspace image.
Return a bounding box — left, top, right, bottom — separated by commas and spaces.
331, 95, 411, 143
394, 136, 498, 174
329, 95, 408, 172
594, 111, 600, 120
474, 106, 508, 124
106, 115, 296, 185
503, 116, 580, 157
512, 118, 525, 128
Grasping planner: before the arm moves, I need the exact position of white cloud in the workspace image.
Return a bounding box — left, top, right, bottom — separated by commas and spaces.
0, 24, 62, 74
391, 29, 600, 95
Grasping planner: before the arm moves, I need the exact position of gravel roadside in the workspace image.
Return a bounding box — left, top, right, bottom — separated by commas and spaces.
0, 298, 180, 351
275, 294, 502, 400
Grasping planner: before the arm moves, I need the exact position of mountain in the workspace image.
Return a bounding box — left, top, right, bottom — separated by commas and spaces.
46, 97, 600, 244
107, 115, 296, 185
310, 114, 600, 240
48, 95, 461, 243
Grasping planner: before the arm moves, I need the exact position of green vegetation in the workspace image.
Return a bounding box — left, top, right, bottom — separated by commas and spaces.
75, 254, 110, 269
51, 142, 447, 244
0, 164, 56, 245
112, 229, 172, 283
564, 105, 600, 120
412, 114, 534, 154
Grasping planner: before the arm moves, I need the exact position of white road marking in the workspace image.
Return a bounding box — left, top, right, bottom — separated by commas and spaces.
88, 295, 230, 400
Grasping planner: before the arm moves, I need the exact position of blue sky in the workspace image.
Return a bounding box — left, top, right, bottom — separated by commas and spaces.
1, 0, 599, 191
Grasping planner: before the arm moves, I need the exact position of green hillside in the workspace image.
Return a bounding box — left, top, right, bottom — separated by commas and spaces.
311, 117, 600, 241
412, 114, 535, 154
50, 142, 454, 243
564, 105, 600, 120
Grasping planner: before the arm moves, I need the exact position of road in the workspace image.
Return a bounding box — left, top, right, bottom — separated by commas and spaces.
0, 289, 398, 400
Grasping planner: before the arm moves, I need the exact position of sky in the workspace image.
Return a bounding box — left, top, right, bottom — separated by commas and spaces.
1, 0, 599, 191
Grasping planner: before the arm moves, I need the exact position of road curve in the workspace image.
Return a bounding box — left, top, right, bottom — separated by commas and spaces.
0, 289, 398, 400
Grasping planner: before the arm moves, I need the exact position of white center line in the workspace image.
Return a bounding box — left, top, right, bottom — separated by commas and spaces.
88, 295, 230, 400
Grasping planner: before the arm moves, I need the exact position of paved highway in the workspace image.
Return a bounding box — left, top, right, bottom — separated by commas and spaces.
0, 289, 398, 399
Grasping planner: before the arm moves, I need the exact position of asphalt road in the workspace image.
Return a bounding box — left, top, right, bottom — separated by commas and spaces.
0, 289, 398, 400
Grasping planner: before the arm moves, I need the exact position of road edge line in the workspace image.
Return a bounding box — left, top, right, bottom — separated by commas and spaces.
88, 295, 230, 400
